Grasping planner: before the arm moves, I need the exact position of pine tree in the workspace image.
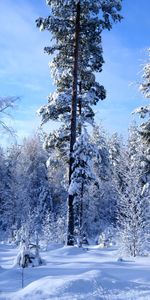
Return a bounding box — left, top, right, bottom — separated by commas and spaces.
36, 0, 122, 245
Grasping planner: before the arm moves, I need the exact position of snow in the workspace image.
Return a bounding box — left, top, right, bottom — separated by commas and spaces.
0, 243, 150, 300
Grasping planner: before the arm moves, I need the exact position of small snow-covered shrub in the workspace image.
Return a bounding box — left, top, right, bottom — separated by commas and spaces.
15, 240, 34, 268
15, 233, 44, 268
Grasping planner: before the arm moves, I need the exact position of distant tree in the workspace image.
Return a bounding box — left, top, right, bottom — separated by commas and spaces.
4, 144, 21, 237
88, 126, 117, 241
0, 145, 19, 237
133, 49, 150, 193
0, 147, 8, 233
108, 133, 128, 196
139, 48, 150, 99
117, 125, 149, 256
131, 50, 150, 255
0, 96, 19, 136
15, 135, 53, 236
46, 149, 68, 212
36, 0, 122, 245
42, 211, 66, 247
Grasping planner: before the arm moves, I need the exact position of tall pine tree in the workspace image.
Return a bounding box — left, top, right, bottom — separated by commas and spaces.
36, 0, 122, 245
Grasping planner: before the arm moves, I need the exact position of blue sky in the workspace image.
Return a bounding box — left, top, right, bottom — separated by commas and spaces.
0, 0, 149, 145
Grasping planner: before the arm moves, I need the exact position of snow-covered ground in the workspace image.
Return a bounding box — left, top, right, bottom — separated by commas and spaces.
0, 243, 150, 300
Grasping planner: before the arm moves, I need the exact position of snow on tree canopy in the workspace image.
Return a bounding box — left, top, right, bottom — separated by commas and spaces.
68, 130, 95, 196
36, 0, 122, 155
139, 48, 150, 99
133, 105, 150, 118
36, 0, 122, 245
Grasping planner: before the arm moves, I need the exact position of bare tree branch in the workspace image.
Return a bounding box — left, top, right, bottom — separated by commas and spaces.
0, 96, 20, 137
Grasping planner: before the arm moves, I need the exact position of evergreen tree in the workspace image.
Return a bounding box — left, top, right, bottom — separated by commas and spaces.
36, 0, 122, 245
36, 0, 122, 160
133, 49, 150, 193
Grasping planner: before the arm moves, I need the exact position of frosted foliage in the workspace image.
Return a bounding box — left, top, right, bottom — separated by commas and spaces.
0, 122, 150, 254
117, 126, 150, 256
0, 96, 19, 135
68, 130, 95, 243
140, 49, 150, 98
15, 237, 43, 268
69, 131, 95, 196
133, 49, 150, 204
87, 126, 117, 239
38, 91, 71, 124
133, 105, 150, 118
0, 136, 53, 238
36, 0, 122, 154
134, 50, 150, 120
0, 146, 23, 236
0, 97, 16, 110
42, 212, 66, 245
17, 136, 53, 228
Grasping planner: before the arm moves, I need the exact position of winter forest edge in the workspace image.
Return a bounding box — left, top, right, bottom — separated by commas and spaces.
0, 0, 150, 293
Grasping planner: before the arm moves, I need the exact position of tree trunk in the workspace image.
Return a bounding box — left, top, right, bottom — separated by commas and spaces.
78, 81, 82, 135
67, 1, 81, 246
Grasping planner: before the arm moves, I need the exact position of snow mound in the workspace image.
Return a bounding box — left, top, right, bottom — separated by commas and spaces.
2, 270, 102, 300
49, 245, 86, 257
1, 244, 150, 300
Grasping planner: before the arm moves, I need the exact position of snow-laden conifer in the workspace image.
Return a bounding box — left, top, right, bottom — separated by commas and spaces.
36, 0, 122, 153
132, 50, 150, 250
36, 0, 122, 244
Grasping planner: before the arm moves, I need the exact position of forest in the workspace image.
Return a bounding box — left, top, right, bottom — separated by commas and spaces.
0, 1, 150, 299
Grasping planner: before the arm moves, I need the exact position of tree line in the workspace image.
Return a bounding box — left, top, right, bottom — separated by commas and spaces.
0, 1, 150, 256
0, 123, 149, 256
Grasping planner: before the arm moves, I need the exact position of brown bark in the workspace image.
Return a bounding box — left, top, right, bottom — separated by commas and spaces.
67, 1, 81, 246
